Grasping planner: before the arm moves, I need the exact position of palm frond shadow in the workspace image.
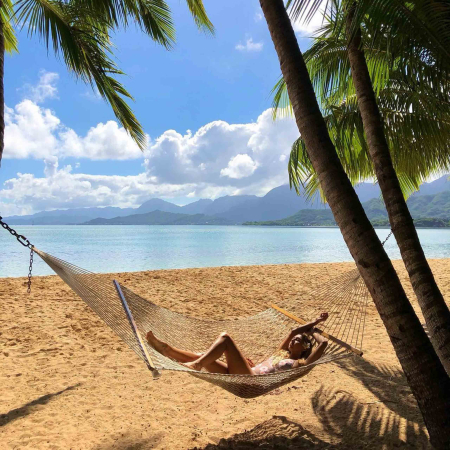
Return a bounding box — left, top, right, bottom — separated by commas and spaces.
312, 385, 430, 449
192, 415, 331, 449
0, 383, 81, 427
335, 356, 424, 423
94, 431, 165, 450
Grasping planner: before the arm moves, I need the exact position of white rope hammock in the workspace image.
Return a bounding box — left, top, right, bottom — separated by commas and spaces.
34, 248, 369, 398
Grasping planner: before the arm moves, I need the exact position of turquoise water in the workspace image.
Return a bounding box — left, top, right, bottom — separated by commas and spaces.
1, 225, 449, 277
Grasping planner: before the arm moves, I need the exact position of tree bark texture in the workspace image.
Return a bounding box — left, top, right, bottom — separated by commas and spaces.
346, 12, 450, 376
0, 5, 4, 165
259, 0, 450, 448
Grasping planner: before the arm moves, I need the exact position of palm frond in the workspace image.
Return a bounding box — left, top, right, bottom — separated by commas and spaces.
71, 0, 175, 48
277, 1, 450, 201
1, 0, 18, 53
15, 0, 146, 148
185, 0, 214, 34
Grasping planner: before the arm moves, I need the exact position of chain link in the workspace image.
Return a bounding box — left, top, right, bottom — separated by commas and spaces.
0, 216, 34, 293
28, 248, 34, 294
381, 230, 393, 247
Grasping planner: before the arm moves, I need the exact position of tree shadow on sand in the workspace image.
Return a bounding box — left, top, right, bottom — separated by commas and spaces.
191, 415, 331, 449
0, 383, 81, 427
93, 431, 165, 450
335, 356, 424, 424
192, 383, 430, 449
311, 385, 430, 449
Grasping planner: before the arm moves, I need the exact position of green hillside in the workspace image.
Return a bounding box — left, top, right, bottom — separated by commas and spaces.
83, 210, 233, 225
244, 191, 450, 227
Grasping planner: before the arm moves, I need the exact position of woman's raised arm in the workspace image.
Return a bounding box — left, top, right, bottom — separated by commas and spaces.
278, 312, 328, 350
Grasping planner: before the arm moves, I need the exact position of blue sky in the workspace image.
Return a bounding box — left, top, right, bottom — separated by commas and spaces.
0, 0, 321, 216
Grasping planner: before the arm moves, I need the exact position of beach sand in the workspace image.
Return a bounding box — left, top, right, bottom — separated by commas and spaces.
1, 259, 448, 449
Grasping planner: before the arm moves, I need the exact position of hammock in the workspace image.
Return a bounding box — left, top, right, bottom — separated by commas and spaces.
33, 248, 370, 399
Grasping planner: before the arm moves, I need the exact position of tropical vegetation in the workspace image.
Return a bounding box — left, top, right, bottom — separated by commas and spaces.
259, 0, 450, 447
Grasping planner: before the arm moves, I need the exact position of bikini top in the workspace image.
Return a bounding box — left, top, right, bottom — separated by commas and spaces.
254, 350, 305, 375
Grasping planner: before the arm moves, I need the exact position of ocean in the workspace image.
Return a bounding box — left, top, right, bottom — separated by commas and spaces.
1, 225, 449, 278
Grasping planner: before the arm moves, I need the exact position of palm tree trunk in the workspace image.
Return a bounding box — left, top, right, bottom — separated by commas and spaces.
345, 8, 450, 375
0, 3, 4, 164
259, 0, 450, 448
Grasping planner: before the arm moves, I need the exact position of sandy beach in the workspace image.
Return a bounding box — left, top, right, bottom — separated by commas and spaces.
1, 259, 448, 449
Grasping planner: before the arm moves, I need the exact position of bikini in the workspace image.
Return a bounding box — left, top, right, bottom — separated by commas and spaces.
252, 349, 303, 375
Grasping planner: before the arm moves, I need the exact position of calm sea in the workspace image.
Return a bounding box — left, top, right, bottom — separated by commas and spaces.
1, 225, 449, 278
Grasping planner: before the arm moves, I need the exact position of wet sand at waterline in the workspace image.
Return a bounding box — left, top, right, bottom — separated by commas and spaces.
1, 260, 447, 449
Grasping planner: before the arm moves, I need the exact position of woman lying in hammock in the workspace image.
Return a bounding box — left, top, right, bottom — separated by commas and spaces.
146, 312, 329, 375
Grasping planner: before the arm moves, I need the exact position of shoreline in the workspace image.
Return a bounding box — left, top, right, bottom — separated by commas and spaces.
2, 257, 449, 280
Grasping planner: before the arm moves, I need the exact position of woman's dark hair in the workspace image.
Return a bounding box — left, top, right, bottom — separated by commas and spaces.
299, 333, 313, 360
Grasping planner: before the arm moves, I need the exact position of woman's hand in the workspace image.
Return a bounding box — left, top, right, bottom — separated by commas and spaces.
315, 312, 328, 324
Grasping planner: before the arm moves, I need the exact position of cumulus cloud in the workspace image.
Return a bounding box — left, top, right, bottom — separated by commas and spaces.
235, 38, 263, 52
220, 154, 258, 179
1, 108, 300, 215
144, 109, 298, 189
0, 164, 242, 216
2, 71, 301, 214
20, 70, 59, 103
4, 99, 144, 160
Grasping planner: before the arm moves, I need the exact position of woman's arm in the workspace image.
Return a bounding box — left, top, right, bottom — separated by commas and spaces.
294, 331, 328, 367
278, 313, 328, 350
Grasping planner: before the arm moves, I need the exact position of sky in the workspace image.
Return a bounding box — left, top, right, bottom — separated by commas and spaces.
0, 0, 324, 216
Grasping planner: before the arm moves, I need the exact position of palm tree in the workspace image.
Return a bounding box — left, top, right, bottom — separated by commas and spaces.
272, 12, 450, 199
279, 1, 450, 372
0, 0, 213, 162
259, 0, 450, 448
345, 1, 450, 374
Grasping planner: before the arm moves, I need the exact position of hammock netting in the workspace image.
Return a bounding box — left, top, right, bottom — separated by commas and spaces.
34, 248, 369, 398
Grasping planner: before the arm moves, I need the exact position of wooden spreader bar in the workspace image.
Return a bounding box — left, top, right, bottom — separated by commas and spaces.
269, 303, 363, 357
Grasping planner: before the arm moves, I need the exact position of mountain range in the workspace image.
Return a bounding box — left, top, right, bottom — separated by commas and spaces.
245, 190, 450, 228
3, 175, 450, 226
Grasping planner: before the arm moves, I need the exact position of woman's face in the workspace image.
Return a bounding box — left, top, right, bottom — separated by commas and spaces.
288, 334, 307, 354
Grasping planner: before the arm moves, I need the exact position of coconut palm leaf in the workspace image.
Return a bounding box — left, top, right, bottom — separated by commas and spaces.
275, 3, 450, 201
1, 0, 18, 53
15, 0, 148, 148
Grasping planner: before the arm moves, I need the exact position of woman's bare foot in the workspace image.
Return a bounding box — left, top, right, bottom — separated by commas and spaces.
184, 360, 203, 371
146, 331, 169, 355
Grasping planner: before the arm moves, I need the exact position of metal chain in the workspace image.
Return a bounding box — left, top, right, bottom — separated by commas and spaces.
381, 230, 393, 247
0, 216, 34, 293
28, 248, 34, 294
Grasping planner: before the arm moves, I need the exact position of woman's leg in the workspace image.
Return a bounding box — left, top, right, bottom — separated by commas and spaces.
146, 331, 228, 374
185, 332, 253, 375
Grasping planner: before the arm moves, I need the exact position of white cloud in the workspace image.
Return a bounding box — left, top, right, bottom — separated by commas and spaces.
20, 70, 59, 103
4, 99, 144, 160
144, 109, 298, 188
221, 154, 258, 179
254, 11, 263, 22
2, 71, 301, 215
0, 165, 242, 216
235, 38, 263, 52
1, 109, 300, 215
60, 121, 145, 160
